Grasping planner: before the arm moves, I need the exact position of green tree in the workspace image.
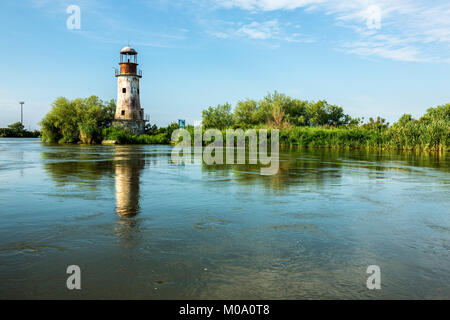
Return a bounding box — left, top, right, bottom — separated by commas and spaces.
254, 91, 291, 125
306, 100, 328, 126
327, 104, 351, 126
164, 122, 180, 139
7, 122, 25, 136
202, 103, 234, 129
362, 117, 389, 130
145, 123, 159, 135
421, 103, 450, 123
285, 99, 308, 126
40, 96, 116, 144
306, 100, 350, 126
233, 99, 258, 128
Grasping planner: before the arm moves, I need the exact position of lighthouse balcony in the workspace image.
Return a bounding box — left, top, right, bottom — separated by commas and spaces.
115, 67, 143, 78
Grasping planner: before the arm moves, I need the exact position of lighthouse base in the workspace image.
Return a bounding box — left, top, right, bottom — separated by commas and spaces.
112, 120, 146, 136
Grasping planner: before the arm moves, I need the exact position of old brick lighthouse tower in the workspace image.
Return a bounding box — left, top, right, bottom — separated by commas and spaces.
113, 46, 147, 135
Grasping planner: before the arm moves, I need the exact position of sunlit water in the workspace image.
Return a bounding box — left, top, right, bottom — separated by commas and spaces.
0, 138, 449, 299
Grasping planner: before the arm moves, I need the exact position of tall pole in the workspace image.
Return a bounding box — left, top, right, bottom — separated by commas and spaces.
19, 101, 24, 124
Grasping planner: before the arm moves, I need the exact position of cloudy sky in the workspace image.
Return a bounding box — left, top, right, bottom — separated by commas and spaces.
0, 0, 449, 128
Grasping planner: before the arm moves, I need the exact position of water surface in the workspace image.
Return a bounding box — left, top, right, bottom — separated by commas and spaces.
0, 138, 449, 299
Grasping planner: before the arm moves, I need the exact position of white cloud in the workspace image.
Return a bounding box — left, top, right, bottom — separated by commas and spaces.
343, 44, 425, 62
207, 18, 315, 44
214, 0, 450, 63
218, 0, 324, 11
237, 20, 280, 39
208, 31, 232, 39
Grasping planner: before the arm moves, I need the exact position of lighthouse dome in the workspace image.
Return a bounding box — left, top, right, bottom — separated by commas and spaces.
120, 46, 137, 55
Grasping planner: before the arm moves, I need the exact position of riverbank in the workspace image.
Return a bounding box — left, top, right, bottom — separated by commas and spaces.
278, 125, 448, 151
102, 125, 448, 152
0, 122, 40, 138
37, 95, 449, 151
198, 92, 449, 152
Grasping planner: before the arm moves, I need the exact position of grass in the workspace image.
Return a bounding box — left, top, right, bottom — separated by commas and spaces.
102, 127, 169, 144
278, 125, 448, 151
102, 124, 448, 152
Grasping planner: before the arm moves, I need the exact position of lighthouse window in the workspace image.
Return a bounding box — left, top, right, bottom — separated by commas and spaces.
138, 89, 140, 94
121, 110, 125, 116
122, 88, 126, 93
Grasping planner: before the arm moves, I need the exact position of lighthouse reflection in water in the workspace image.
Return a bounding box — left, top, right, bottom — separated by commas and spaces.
113, 147, 145, 245
114, 147, 145, 217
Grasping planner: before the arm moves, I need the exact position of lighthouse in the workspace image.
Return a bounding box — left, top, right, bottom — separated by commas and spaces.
113, 46, 147, 135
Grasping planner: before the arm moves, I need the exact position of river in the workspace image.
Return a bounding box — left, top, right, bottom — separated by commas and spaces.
0, 138, 449, 299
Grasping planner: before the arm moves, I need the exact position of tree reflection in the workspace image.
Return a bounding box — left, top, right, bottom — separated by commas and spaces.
199, 147, 448, 192
42, 145, 146, 217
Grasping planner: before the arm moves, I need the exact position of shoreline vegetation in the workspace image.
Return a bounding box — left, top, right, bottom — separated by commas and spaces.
0, 122, 40, 138
8, 92, 448, 152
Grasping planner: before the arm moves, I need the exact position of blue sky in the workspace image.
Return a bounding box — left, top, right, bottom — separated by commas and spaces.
0, 0, 449, 129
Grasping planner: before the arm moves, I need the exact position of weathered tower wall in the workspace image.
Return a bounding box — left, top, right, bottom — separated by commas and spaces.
115, 75, 142, 119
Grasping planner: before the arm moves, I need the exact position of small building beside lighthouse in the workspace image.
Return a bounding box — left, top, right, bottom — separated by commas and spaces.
113, 46, 147, 135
